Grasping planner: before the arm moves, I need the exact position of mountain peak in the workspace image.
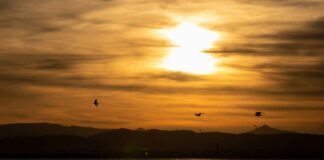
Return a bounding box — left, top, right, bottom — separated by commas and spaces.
259, 124, 271, 129
247, 124, 298, 135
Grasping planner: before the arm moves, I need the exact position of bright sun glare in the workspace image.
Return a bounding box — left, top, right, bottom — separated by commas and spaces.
161, 22, 221, 75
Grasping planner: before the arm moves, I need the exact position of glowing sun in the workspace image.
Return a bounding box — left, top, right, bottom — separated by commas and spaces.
161, 22, 221, 75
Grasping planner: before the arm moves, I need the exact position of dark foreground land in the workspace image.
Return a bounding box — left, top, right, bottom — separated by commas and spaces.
0, 123, 323, 158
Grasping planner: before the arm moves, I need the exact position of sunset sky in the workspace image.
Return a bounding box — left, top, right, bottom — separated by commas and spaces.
1, 0, 324, 134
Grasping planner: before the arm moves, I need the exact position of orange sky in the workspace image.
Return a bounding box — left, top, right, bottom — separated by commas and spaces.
0, 0, 324, 134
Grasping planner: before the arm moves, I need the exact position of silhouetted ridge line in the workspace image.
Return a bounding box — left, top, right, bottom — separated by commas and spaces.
0, 122, 110, 139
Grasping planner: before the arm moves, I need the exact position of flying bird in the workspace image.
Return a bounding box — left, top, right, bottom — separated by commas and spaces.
93, 99, 99, 107
255, 112, 264, 117
195, 113, 204, 117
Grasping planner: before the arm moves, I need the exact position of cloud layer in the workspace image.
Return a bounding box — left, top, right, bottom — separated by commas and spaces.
0, 0, 323, 134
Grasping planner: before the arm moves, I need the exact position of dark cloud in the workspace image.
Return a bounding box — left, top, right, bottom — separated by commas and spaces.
208, 16, 324, 56
146, 71, 203, 82
239, 104, 324, 112
0, 5, 60, 34
206, 16, 324, 100
2, 64, 324, 99
207, 42, 324, 56
0, 53, 105, 71
254, 61, 324, 88
0, 52, 106, 102
0, 0, 116, 35
225, 60, 324, 98
0, 84, 42, 101
0, 52, 323, 98
260, 17, 324, 42
237, 0, 324, 8
0, 0, 10, 10
255, 16, 324, 55
262, 65, 324, 94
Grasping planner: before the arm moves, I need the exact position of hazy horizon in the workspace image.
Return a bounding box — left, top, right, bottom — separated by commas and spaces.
0, 121, 289, 132
1, 0, 324, 134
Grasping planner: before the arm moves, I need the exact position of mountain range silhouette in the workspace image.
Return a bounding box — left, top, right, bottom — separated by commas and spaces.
0, 122, 109, 139
0, 123, 323, 158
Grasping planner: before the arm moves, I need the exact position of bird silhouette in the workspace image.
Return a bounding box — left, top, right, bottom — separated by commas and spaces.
255, 112, 264, 117
195, 113, 204, 117
93, 99, 99, 107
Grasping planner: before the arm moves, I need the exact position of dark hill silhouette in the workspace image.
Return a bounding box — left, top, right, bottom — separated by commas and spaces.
246, 125, 298, 135
0, 123, 323, 158
0, 123, 110, 139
